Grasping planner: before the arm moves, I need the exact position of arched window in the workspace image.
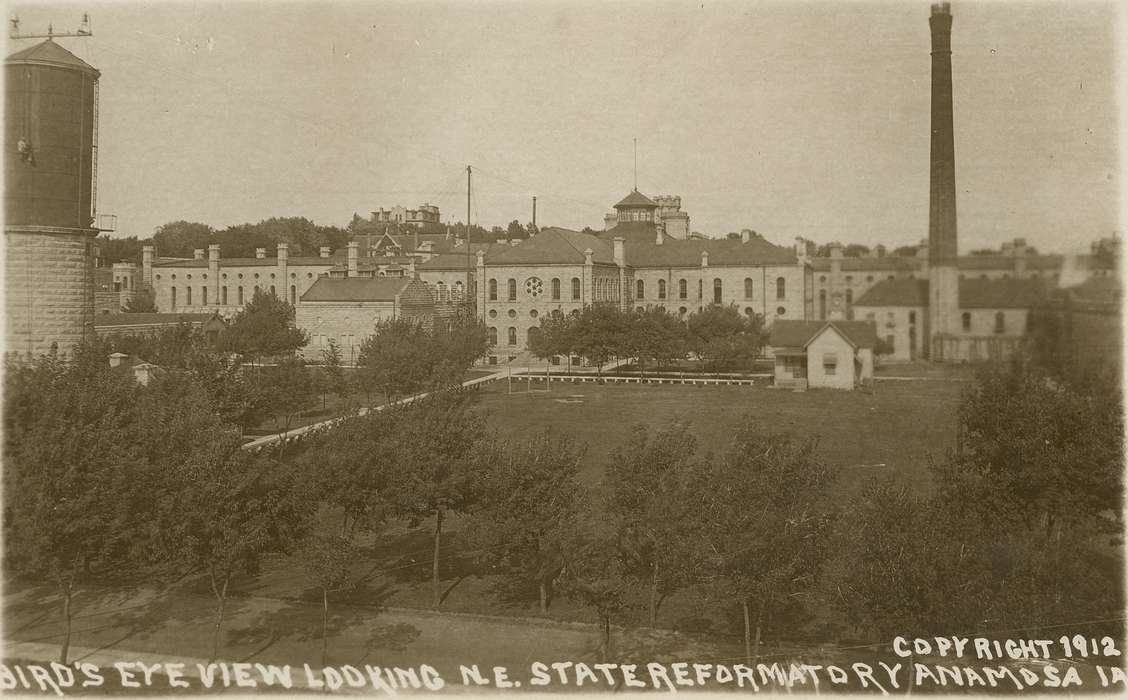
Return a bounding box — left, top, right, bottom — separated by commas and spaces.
776, 277, 786, 300
819, 289, 827, 319
489, 279, 498, 301
270, 285, 276, 298
713, 278, 722, 305
237, 286, 244, 305
202, 287, 208, 306
222, 286, 228, 305
698, 279, 703, 299
507, 327, 517, 345
186, 286, 192, 306
994, 312, 1005, 334
170, 287, 177, 309
636, 279, 645, 299
507, 279, 517, 301
454, 281, 464, 300
744, 277, 754, 299
678, 279, 687, 299
846, 289, 853, 305
291, 285, 297, 304
552, 278, 561, 300
658, 279, 667, 300
572, 277, 581, 300
962, 312, 971, 331
488, 327, 498, 345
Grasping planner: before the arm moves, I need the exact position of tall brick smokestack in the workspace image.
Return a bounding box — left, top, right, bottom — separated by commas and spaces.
927, 2, 959, 361
928, 2, 957, 262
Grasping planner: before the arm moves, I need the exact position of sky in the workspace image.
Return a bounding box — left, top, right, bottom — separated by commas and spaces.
8, 0, 1120, 254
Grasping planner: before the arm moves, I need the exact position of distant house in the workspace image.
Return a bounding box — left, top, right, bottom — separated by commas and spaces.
108, 352, 165, 386
769, 320, 877, 390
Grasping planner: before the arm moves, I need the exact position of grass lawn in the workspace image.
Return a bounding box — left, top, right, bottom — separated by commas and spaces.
472, 379, 963, 495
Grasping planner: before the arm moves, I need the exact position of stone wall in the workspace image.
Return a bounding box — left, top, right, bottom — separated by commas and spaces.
5, 227, 94, 357
631, 264, 808, 323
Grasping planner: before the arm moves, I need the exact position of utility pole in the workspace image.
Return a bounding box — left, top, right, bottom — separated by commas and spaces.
633, 137, 637, 191
532, 196, 537, 230
466, 165, 472, 308
10, 13, 92, 39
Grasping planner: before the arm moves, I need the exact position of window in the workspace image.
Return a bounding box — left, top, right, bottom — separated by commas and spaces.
823, 352, 838, 376
507, 327, 517, 346
776, 306, 786, 316
866, 312, 876, 321
291, 285, 297, 304
202, 287, 208, 305
962, 312, 971, 331
866, 275, 874, 283
698, 279, 703, 300
885, 334, 895, 353
238, 287, 244, 305
552, 278, 561, 300
186, 287, 192, 306
712, 278, 722, 304
819, 290, 827, 319
489, 279, 498, 301
525, 277, 544, 299
845, 289, 853, 306
571, 277, 581, 300
994, 312, 1005, 334
846, 275, 853, 284
679, 306, 687, 316
270, 285, 276, 297
170, 287, 177, 309
908, 311, 916, 324
678, 279, 687, 299
637, 279, 645, 299
528, 327, 542, 346
222, 286, 228, 305
507, 279, 517, 301
488, 327, 498, 345
744, 277, 754, 299
776, 277, 786, 300
658, 279, 667, 300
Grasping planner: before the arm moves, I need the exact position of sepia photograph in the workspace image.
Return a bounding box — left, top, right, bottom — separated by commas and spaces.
1, 0, 1123, 695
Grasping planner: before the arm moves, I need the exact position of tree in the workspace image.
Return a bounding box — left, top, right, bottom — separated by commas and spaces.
528, 309, 574, 367
606, 422, 701, 626
386, 392, 488, 606
299, 534, 357, 668
691, 427, 836, 663
165, 441, 310, 661
219, 288, 308, 361
245, 358, 319, 456
559, 521, 635, 662
506, 220, 525, 240
892, 245, 920, 257
627, 308, 688, 376
122, 291, 158, 313
320, 338, 353, 411
96, 234, 143, 265
358, 315, 489, 401
152, 221, 214, 258
465, 430, 587, 613
686, 305, 766, 371
570, 305, 630, 375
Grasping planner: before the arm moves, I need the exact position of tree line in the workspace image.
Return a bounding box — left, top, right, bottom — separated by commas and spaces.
529, 304, 769, 374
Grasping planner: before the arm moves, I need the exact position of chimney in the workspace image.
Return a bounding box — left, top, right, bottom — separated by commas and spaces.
583, 248, 594, 266
142, 245, 154, 288
741, 229, 751, 244
255, 248, 266, 259
655, 229, 664, 246
928, 1, 957, 265
209, 244, 221, 305
794, 237, 808, 263
347, 241, 359, 277
613, 237, 625, 267
700, 250, 709, 268
194, 249, 205, 260
108, 352, 128, 368
320, 246, 331, 258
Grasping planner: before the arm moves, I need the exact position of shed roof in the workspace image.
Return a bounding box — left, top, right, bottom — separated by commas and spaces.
958, 277, 1048, 309
854, 279, 930, 307
487, 227, 615, 266
769, 320, 877, 350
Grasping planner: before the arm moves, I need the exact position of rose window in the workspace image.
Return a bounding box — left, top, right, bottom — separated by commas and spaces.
525, 277, 544, 299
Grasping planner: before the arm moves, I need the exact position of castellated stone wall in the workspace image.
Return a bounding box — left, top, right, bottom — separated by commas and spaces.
5, 228, 94, 358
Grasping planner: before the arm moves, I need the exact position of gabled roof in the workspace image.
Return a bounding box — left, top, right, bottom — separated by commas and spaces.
854, 278, 930, 307
769, 320, 876, 351
598, 223, 796, 267
7, 39, 99, 76
613, 190, 658, 209
809, 257, 922, 272
487, 227, 615, 266
958, 277, 1047, 309
957, 254, 1061, 271
300, 277, 412, 302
